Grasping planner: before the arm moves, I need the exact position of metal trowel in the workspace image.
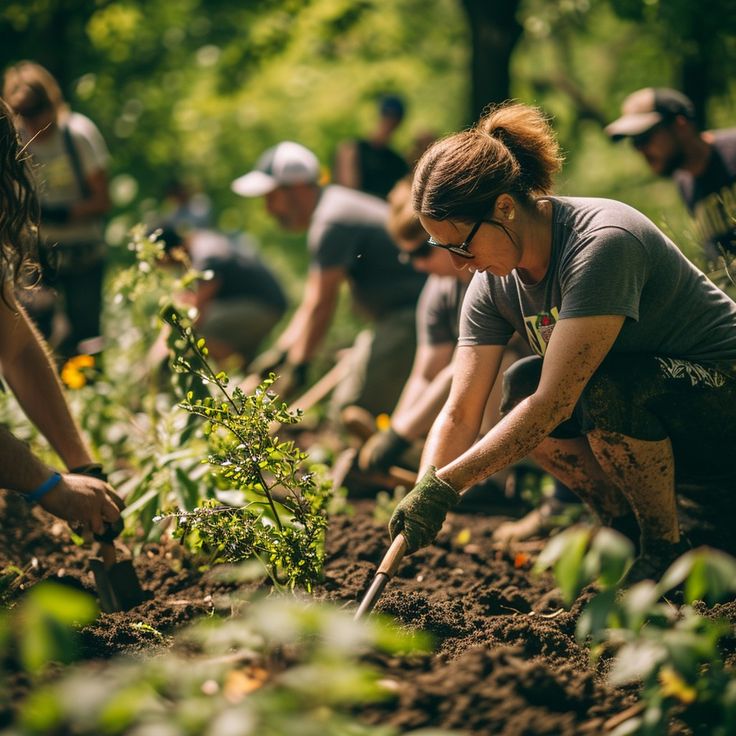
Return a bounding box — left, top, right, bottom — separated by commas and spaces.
88, 518, 147, 613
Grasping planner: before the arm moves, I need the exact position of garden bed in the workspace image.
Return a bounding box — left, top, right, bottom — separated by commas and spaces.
2, 485, 735, 735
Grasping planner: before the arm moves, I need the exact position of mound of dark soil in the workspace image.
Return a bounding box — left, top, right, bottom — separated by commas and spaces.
1, 486, 733, 735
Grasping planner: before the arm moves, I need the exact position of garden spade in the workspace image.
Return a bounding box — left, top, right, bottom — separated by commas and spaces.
88, 519, 147, 613
70, 465, 147, 612
355, 483, 470, 619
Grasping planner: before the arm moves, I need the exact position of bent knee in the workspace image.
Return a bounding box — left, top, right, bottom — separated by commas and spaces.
500, 355, 543, 416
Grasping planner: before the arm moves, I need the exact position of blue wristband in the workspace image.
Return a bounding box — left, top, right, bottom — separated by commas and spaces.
25, 472, 63, 504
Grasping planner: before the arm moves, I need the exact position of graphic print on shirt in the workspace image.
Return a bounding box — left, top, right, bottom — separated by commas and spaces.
523, 307, 560, 356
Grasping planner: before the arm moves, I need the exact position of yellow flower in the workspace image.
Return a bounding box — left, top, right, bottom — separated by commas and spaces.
658, 666, 697, 704
61, 363, 86, 390
375, 413, 391, 431
71, 354, 95, 369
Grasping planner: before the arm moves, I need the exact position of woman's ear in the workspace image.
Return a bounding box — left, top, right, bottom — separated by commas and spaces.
493, 193, 515, 222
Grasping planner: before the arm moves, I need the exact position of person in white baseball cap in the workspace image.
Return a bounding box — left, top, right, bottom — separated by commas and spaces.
231, 141, 320, 198
232, 141, 426, 421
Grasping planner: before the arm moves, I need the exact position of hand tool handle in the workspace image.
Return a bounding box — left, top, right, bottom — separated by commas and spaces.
376, 533, 408, 576
354, 533, 408, 620
69, 464, 124, 544
95, 517, 124, 544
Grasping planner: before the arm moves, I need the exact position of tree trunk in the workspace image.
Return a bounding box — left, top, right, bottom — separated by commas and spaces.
460, 0, 523, 124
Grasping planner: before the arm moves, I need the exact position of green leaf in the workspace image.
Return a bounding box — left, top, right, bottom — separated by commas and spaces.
576, 588, 617, 643
608, 640, 666, 686
620, 581, 659, 630
535, 526, 588, 574
685, 549, 736, 605
589, 528, 635, 587
535, 527, 591, 605
25, 582, 98, 625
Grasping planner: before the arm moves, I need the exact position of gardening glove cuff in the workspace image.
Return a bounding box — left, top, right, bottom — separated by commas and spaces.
359, 428, 410, 472
389, 466, 460, 554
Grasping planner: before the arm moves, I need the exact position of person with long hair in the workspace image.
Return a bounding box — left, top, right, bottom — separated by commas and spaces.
3, 61, 111, 357
389, 102, 736, 581
0, 96, 123, 536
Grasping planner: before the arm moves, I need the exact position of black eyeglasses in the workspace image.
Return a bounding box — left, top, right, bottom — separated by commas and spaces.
428, 219, 483, 259
398, 239, 433, 264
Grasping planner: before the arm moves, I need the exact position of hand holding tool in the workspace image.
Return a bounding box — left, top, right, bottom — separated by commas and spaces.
71, 464, 147, 613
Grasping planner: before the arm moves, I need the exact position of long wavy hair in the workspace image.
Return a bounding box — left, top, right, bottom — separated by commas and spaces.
0, 96, 40, 287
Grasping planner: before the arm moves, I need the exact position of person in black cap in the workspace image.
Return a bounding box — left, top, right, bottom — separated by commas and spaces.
232, 141, 426, 419
333, 94, 410, 200
606, 87, 736, 265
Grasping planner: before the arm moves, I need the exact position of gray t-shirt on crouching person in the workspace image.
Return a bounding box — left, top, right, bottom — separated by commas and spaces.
308, 185, 426, 319
458, 197, 736, 374
417, 275, 468, 346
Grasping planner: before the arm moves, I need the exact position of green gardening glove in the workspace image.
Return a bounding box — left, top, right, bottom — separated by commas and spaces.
388, 466, 460, 554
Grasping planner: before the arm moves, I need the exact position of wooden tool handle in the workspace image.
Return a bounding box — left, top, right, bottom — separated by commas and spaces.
376, 533, 408, 577
387, 466, 417, 486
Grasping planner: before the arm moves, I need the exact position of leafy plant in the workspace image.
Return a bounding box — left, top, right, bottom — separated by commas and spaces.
12, 594, 450, 736
0, 581, 98, 725
155, 305, 332, 592
536, 527, 736, 735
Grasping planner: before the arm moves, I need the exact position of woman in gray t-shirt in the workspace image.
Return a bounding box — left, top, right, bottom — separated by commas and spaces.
387, 102, 736, 581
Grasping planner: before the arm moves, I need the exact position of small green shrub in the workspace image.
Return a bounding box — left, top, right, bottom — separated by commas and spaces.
13, 595, 450, 736
156, 305, 332, 592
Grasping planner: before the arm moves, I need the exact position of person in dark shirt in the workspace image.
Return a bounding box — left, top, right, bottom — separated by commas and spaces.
606, 87, 736, 265
333, 95, 410, 200
154, 227, 287, 368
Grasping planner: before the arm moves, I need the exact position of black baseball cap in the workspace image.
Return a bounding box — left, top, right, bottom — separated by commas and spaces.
605, 87, 695, 140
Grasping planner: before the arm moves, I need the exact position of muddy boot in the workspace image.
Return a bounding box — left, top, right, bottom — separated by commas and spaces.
624, 536, 692, 585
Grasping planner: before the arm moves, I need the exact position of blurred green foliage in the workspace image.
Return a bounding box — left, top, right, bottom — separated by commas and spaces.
2, 0, 733, 279
536, 527, 736, 736
9, 594, 448, 736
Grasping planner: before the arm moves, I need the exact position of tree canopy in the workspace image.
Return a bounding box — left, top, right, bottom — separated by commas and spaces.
1, 0, 734, 257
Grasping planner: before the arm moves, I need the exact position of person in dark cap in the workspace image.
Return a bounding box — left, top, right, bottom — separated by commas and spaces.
233, 141, 425, 419
333, 94, 410, 200
606, 87, 736, 265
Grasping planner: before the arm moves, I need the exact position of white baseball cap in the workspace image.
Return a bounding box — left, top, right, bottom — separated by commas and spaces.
231, 141, 320, 197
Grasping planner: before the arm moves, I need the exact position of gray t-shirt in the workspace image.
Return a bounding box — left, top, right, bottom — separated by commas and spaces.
417, 275, 468, 345
459, 197, 736, 369
308, 185, 426, 318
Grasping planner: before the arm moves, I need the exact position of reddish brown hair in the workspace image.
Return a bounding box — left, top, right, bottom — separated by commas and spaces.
412, 102, 563, 222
